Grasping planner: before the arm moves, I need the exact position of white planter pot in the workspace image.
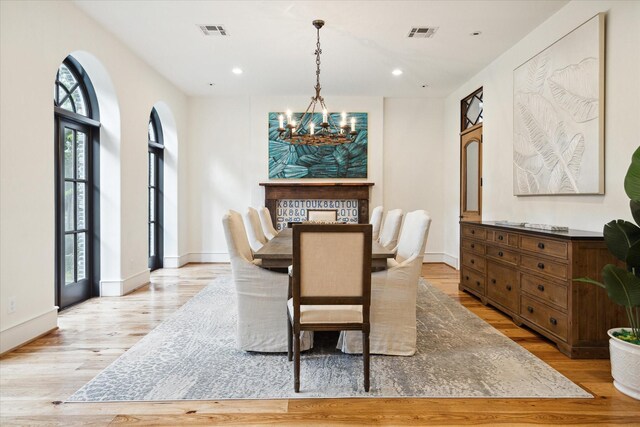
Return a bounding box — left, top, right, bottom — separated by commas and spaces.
608, 328, 640, 400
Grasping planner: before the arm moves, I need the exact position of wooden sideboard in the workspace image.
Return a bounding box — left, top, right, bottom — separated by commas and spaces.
259, 182, 374, 225
459, 221, 626, 358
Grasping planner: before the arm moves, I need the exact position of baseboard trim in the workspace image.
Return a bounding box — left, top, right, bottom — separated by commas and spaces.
442, 253, 459, 269
163, 254, 189, 268
0, 307, 58, 355
100, 269, 150, 297
188, 252, 230, 263
422, 252, 458, 269
184, 252, 458, 268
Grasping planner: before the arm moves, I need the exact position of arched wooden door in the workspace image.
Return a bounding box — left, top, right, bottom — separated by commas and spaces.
460, 88, 483, 222
460, 125, 482, 222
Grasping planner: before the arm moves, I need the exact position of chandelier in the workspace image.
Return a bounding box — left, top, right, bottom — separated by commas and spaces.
278, 20, 358, 145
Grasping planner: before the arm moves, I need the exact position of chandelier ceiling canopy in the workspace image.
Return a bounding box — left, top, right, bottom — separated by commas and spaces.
278, 20, 358, 146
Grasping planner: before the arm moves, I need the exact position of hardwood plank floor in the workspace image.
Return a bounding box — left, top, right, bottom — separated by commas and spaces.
1, 263, 638, 425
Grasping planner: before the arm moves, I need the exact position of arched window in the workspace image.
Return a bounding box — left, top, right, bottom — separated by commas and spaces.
148, 108, 164, 271
54, 57, 100, 309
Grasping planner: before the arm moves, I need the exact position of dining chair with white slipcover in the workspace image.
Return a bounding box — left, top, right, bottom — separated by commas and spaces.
338, 210, 431, 356
243, 207, 268, 252
370, 205, 383, 241
377, 208, 403, 250
258, 206, 278, 240
222, 210, 312, 352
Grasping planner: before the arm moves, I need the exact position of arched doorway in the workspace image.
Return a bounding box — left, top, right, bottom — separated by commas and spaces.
148, 108, 164, 270
54, 56, 100, 309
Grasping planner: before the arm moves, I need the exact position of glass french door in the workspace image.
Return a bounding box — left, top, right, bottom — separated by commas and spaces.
57, 119, 92, 309
148, 109, 163, 271
148, 149, 162, 269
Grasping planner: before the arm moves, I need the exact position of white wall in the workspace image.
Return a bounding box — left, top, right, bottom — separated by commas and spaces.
442, 0, 640, 266
187, 96, 386, 261
383, 98, 446, 263
0, 1, 189, 353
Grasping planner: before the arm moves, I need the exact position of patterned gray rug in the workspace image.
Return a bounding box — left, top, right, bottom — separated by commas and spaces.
68, 276, 590, 401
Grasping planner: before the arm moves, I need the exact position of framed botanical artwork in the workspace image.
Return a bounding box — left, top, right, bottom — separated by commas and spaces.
513, 13, 604, 195
268, 112, 368, 179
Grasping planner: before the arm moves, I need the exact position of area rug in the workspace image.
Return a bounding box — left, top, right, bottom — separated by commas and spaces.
68, 276, 591, 401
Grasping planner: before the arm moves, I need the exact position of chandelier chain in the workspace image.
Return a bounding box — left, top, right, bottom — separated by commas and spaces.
314, 26, 322, 99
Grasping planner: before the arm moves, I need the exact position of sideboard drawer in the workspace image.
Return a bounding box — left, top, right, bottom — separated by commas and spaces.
521, 274, 568, 310
486, 245, 518, 265
461, 251, 486, 274
487, 261, 519, 312
520, 236, 568, 260
521, 254, 568, 281
462, 224, 486, 240
521, 295, 568, 341
461, 268, 485, 295
461, 239, 486, 255
491, 230, 518, 247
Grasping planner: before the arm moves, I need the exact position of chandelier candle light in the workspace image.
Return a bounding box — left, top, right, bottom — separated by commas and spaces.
278, 20, 358, 145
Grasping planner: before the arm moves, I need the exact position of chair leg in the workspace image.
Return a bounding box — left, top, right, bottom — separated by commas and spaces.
363, 331, 370, 392
293, 332, 300, 393
287, 313, 293, 362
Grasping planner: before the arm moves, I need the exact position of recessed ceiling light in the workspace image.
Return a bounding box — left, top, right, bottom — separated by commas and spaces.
232, 67, 243, 75
392, 69, 403, 76
470, 31, 482, 36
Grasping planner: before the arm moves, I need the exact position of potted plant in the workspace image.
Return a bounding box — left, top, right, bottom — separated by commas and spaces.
576, 146, 640, 400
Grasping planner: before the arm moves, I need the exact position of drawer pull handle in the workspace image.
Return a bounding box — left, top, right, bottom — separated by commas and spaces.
538, 262, 545, 269
537, 284, 545, 292
527, 306, 534, 313
471, 230, 475, 234
498, 235, 504, 241
550, 317, 558, 326
471, 243, 475, 249
491, 279, 496, 284
538, 242, 545, 249
506, 284, 512, 291
465, 276, 469, 280
498, 251, 504, 257
471, 259, 475, 264
476, 281, 481, 286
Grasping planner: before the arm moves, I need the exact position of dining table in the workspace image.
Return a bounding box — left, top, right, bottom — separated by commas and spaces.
254, 227, 395, 269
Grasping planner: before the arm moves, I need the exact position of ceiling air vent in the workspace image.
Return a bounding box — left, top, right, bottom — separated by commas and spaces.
408, 27, 438, 38
199, 25, 228, 36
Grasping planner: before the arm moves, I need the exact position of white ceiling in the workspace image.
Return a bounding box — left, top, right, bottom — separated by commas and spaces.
75, 0, 568, 98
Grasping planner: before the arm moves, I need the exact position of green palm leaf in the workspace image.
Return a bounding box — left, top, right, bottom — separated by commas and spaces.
624, 146, 640, 200
600, 265, 640, 308
603, 219, 640, 263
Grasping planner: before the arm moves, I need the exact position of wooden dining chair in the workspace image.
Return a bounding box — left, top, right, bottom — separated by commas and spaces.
306, 209, 338, 222
287, 224, 372, 392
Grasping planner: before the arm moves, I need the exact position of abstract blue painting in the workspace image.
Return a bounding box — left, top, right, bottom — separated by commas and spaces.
268, 112, 368, 178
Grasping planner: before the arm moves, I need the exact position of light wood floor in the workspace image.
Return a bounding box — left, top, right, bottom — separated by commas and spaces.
1, 263, 638, 426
